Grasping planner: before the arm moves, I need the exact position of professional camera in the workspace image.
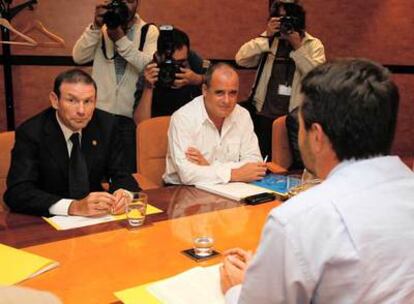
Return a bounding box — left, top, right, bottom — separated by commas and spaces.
103, 0, 129, 29
155, 25, 182, 88
279, 16, 301, 35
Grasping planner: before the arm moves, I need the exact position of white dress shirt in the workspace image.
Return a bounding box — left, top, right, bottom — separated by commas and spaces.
226, 156, 414, 303
48, 114, 81, 216
163, 95, 262, 185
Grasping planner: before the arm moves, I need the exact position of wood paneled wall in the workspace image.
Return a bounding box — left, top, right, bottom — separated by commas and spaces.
1, 0, 413, 155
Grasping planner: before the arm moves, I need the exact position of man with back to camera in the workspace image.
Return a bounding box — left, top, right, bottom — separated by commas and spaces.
134, 26, 205, 124
163, 63, 266, 185
220, 59, 414, 303
73, 0, 158, 172
236, 0, 325, 161
4, 69, 140, 217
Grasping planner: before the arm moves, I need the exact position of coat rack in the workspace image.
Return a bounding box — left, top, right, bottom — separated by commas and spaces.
1, 0, 37, 130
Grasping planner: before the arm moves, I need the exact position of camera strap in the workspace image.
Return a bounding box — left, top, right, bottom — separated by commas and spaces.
248, 36, 275, 101
139, 23, 156, 51
101, 35, 118, 60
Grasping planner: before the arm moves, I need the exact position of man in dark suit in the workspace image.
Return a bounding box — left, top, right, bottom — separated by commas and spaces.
4, 69, 140, 217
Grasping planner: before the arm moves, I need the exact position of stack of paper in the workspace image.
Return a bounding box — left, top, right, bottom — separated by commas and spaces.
0, 243, 59, 285
115, 264, 224, 304
43, 204, 163, 230
148, 264, 224, 304
196, 182, 268, 201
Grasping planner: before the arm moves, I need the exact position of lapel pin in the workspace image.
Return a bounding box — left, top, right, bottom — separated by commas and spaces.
92, 140, 98, 146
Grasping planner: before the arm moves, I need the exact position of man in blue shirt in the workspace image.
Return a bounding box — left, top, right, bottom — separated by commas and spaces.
221, 59, 414, 303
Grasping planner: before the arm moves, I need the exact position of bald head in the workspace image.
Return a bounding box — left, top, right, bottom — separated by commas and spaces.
204, 63, 239, 88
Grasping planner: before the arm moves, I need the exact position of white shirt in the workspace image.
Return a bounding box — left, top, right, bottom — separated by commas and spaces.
48, 114, 82, 216
72, 14, 158, 118
163, 96, 262, 185
226, 156, 414, 303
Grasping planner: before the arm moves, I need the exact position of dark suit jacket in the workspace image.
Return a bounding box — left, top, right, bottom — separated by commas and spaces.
4, 107, 140, 216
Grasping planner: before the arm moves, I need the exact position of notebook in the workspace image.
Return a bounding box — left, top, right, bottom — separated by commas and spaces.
0, 243, 59, 285
115, 264, 224, 304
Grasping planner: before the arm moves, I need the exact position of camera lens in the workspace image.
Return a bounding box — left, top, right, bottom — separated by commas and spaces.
103, 0, 129, 29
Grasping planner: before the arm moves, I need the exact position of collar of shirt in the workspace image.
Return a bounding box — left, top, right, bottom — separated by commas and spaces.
199, 97, 238, 134
326, 158, 356, 180
55, 112, 82, 154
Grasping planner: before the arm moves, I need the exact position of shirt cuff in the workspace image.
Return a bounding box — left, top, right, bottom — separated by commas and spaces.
214, 164, 233, 183
289, 45, 306, 61
48, 199, 73, 216
225, 284, 242, 304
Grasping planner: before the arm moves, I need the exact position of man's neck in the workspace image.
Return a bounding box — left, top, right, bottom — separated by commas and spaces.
211, 118, 224, 133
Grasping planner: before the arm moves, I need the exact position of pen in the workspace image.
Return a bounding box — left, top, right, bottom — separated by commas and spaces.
263, 155, 268, 163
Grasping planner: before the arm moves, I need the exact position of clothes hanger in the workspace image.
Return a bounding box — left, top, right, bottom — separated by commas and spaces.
0, 17, 37, 46
20, 20, 65, 47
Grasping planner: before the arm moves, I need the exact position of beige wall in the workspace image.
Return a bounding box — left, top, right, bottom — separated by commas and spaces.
1, 0, 413, 155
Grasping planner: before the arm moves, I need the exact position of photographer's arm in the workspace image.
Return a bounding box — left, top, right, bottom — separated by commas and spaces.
235, 17, 280, 68
173, 68, 204, 89
134, 86, 153, 124
235, 33, 270, 68
289, 36, 326, 75
115, 24, 158, 73
72, 4, 106, 64
134, 63, 158, 124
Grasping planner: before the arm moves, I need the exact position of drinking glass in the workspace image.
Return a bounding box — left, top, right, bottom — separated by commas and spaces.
126, 192, 148, 227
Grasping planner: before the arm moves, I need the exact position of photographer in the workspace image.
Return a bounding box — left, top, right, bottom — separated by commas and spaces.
73, 0, 158, 172
236, 0, 325, 162
134, 27, 204, 124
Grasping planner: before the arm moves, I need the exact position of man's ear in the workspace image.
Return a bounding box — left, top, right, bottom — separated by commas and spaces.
49, 92, 59, 110
202, 84, 208, 98
309, 123, 326, 154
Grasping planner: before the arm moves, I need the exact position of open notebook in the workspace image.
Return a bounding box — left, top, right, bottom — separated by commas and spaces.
196, 174, 301, 201
115, 264, 224, 304
0, 243, 59, 285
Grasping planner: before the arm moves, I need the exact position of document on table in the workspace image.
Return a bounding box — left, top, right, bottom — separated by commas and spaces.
114, 264, 224, 304
196, 182, 269, 201
0, 243, 59, 285
43, 204, 163, 230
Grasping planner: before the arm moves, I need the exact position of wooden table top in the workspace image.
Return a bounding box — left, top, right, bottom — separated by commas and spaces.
0, 186, 281, 304
0, 186, 242, 248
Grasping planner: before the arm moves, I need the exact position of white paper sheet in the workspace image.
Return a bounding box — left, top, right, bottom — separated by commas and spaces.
44, 214, 115, 230
147, 264, 225, 304
196, 182, 268, 201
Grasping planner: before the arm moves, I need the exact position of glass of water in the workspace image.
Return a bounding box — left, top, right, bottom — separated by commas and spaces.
126, 192, 148, 228
193, 236, 214, 257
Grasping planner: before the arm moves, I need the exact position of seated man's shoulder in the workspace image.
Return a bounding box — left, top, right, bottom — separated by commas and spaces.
171, 96, 202, 121
91, 108, 118, 128
17, 107, 55, 137
272, 181, 340, 227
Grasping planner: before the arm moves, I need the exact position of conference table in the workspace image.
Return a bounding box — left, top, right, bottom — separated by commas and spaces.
0, 186, 282, 304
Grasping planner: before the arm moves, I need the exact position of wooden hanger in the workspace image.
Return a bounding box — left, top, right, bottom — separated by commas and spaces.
0, 17, 37, 46
20, 20, 65, 48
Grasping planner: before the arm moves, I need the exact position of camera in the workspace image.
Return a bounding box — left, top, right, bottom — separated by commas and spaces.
103, 0, 129, 29
279, 16, 301, 35
155, 25, 182, 88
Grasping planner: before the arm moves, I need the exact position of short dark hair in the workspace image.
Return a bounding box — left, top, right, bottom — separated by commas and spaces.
269, 0, 306, 31
53, 69, 97, 99
157, 27, 190, 55
300, 59, 400, 161
204, 62, 237, 88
